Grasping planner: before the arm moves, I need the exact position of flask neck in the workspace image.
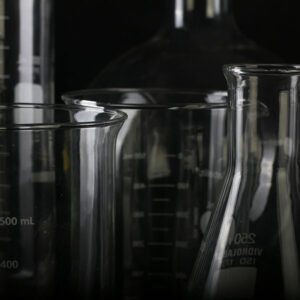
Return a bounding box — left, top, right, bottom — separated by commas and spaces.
224, 65, 300, 172
167, 0, 234, 30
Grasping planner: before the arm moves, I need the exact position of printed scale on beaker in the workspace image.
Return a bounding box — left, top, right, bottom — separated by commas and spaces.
1, 1, 55, 294
1, 0, 54, 103
120, 110, 225, 299
0, 130, 56, 295
0, 0, 8, 91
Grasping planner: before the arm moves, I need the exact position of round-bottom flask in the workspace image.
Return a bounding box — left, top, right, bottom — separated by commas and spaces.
90, 0, 281, 91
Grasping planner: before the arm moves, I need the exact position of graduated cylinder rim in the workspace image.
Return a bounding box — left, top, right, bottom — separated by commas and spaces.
0, 103, 127, 130
224, 64, 300, 76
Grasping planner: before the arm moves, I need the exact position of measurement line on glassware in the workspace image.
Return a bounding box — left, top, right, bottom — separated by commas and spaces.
148, 242, 173, 247
132, 211, 145, 218
0, 74, 10, 80
178, 153, 184, 159
152, 286, 169, 292
149, 213, 174, 217
132, 241, 145, 247
0, 183, 10, 188
175, 241, 188, 248
123, 153, 146, 160
175, 273, 188, 279
32, 171, 55, 183
0, 45, 10, 50
147, 272, 187, 279
0, 16, 10, 21
165, 154, 177, 158
148, 272, 173, 277
153, 198, 171, 202
0, 211, 11, 216
151, 257, 169, 262
131, 270, 144, 277
0, 237, 12, 242
133, 183, 146, 190
176, 211, 189, 218
152, 227, 170, 232
0, 152, 10, 157
149, 184, 176, 188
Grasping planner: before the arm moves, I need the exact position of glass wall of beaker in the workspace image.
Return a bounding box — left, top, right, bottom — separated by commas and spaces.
188, 64, 300, 300
0, 104, 126, 299
63, 89, 228, 299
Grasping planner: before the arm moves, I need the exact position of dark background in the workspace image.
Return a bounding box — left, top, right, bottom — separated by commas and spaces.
55, 0, 300, 98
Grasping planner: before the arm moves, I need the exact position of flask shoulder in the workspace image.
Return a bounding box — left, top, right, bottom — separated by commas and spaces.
90, 36, 169, 89
91, 30, 282, 90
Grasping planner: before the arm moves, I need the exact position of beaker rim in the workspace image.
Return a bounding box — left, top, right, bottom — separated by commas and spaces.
0, 103, 127, 130
62, 88, 228, 109
224, 64, 300, 76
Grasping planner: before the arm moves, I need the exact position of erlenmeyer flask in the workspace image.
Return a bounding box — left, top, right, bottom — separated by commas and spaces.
188, 64, 300, 299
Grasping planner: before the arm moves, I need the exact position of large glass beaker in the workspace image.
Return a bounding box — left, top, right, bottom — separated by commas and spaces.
63, 89, 228, 299
188, 64, 300, 299
0, 104, 126, 299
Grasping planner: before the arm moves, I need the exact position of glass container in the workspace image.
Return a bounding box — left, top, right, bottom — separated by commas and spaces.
0, 0, 54, 103
0, 104, 126, 299
188, 64, 300, 300
63, 89, 228, 299
90, 0, 280, 90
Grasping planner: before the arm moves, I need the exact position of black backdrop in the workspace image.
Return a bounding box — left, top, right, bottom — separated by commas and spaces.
55, 0, 300, 100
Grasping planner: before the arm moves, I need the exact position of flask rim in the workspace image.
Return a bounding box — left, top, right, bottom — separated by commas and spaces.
224, 64, 300, 76
0, 103, 127, 130
62, 88, 228, 109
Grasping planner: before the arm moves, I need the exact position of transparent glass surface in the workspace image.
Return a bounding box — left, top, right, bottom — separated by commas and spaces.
188, 65, 300, 299
0, 0, 54, 103
0, 104, 126, 299
90, 0, 281, 90
63, 89, 228, 299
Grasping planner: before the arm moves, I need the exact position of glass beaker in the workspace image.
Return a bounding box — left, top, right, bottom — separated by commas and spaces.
188, 64, 300, 299
0, 104, 126, 299
63, 89, 228, 299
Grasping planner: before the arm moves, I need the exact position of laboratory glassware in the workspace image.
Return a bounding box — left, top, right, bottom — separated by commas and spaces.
0, 0, 54, 103
0, 104, 126, 299
0, 0, 55, 226
91, 0, 280, 90
188, 64, 300, 299
63, 89, 228, 299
